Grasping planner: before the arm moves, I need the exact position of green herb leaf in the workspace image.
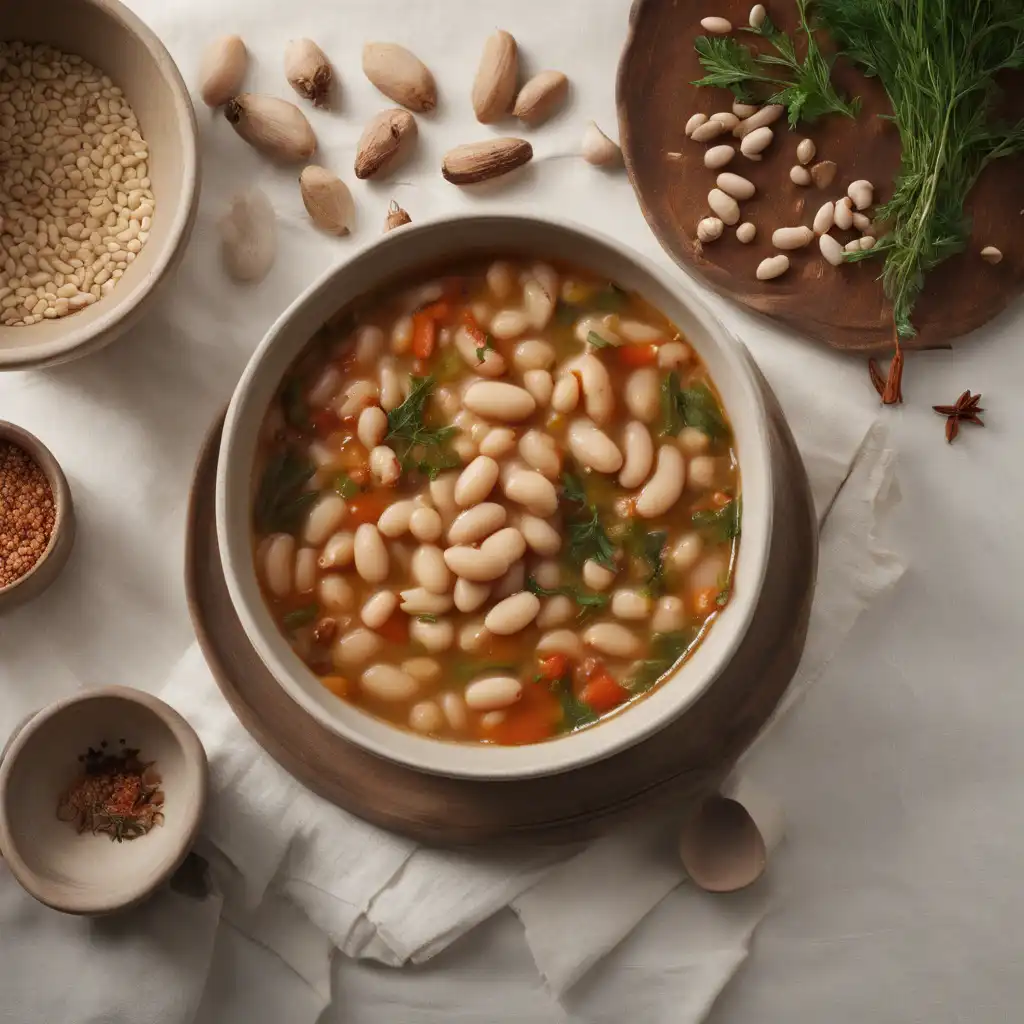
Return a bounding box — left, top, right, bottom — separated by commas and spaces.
525, 575, 611, 621
475, 334, 495, 363
660, 372, 684, 435
333, 472, 360, 499
586, 330, 614, 349
592, 283, 628, 312
554, 300, 578, 326
283, 603, 319, 631
628, 630, 696, 694
691, 498, 741, 542
417, 614, 438, 624
560, 472, 617, 571
556, 686, 599, 731
661, 373, 729, 439
254, 450, 317, 534
385, 375, 459, 475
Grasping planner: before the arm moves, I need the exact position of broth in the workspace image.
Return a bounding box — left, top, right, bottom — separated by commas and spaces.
251, 258, 740, 746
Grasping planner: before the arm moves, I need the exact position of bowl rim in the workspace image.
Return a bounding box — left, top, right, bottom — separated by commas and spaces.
0, 0, 200, 369
0, 420, 74, 601
216, 213, 775, 780
0, 685, 208, 915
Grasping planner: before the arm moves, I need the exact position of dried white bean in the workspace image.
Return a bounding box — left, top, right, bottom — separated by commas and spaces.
848, 179, 873, 210
485, 591, 540, 635
619, 421, 655, 488
407, 507, 442, 544
652, 596, 687, 634
813, 201, 835, 235
704, 144, 734, 170
572, 354, 613, 425
333, 628, 382, 668
456, 619, 489, 654
700, 16, 733, 33
584, 622, 643, 659
319, 531, 355, 569
361, 590, 399, 630
403, 657, 442, 683
852, 212, 872, 232
697, 217, 724, 243
303, 494, 347, 546
532, 560, 561, 590
409, 617, 454, 653
819, 233, 845, 266
676, 427, 710, 457
834, 197, 854, 230
669, 532, 703, 572
495, 562, 526, 603
739, 127, 773, 157
575, 313, 619, 348
294, 547, 318, 594
684, 113, 708, 137
443, 545, 508, 582
749, 4, 767, 29
735, 104, 783, 136
635, 445, 686, 518
361, 664, 419, 701
568, 418, 623, 473
454, 456, 500, 507
486, 260, 515, 300
716, 172, 755, 200
519, 514, 562, 556
711, 111, 740, 130
772, 225, 814, 250
354, 523, 389, 583
377, 500, 416, 538
409, 701, 444, 734
551, 373, 581, 414
455, 325, 507, 378
319, 573, 355, 611
410, 544, 452, 595
264, 534, 294, 596
524, 369, 554, 406
463, 381, 537, 422
860, 235, 876, 251
617, 320, 664, 344
390, 315, 413, 354
756, 254, 790, 281
447, 504, 506, 546
981, 246, 1003, 264
454, 578, 492, 613
502, 467, 559, 517
536, 594, 575, 628
583, 559, 617, 591
379, 361, 403, 412
691, 120, 726, 143
688, 455, 717, 490
796, 138, 816, 165
708, 188, 740, 225
790, 164, 812, 186
522, 278, 555, 329
733, 99, 758, 118
518, 430, 561, 479
611, 589, 652, 620
536, 630, 585, 659
369, 445, 401, 486
513, 339, 556, 372
844, 239, 862, 253
429, 472, 460, 520
440, 692, 468, 731
736, 221, 756, 244
465, 676, 523, 711
490, 309, 529, 340
357, 405, 388, 450
480, 526, 527, 566
624, 367, 660, 423
479, 427, 517, 458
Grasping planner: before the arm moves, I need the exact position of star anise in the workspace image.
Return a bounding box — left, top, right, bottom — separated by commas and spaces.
932, 390, 984, 444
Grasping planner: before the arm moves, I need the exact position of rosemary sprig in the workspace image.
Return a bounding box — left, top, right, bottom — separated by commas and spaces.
693, 0, 859, 128
817, 0, 1024, 337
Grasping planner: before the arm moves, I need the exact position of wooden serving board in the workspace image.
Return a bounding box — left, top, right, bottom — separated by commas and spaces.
617, 0, 1024, 352
184, 377, 817, 847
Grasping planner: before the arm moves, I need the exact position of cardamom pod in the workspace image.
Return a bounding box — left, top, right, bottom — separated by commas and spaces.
224, 94, 317, 162
284, 38, 333, 107
300, 165, 354, 236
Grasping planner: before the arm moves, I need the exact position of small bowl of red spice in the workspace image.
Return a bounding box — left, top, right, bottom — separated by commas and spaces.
0, 686, 207, 915
0, 421, 75, 611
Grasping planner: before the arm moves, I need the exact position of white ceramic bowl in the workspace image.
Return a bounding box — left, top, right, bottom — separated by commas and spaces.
216, 215, 773, 780
0, 0, 199, 369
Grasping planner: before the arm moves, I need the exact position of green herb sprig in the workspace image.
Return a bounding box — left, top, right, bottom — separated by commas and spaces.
560, 472, 617, 571
254, 450, 317, 534
693, 0, 860, 127
385, 375, 459, 478
660, 373, 730, 440
525, 575, 611, 621
817, 0, 1024, 337
628, 631, 697, 694
691, 498, 742, 542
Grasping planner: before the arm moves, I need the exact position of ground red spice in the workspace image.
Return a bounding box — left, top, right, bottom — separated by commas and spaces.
0, 441, 56, 588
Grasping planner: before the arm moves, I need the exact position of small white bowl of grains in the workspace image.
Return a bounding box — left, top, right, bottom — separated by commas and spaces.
0, 0, 199, 370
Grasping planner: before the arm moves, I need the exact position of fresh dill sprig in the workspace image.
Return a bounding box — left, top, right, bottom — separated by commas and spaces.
384, 375, 458, 475
817, 0, 1024, 337
693, 0, 860, 128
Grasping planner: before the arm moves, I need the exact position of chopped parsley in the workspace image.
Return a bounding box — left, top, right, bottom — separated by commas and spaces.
385, 375, 459, 476
691, 498, 741, 542
628, 630, 696, 694
333, 472, 360, 499
593, 282, 628, 312
475, 334, 496, 363
417, 614, 438, 624
586, 330, 614, 349
525, 575, 610, 621
283, 603, 319, 631
660, 372, 729, 440
561, 472, 617, 571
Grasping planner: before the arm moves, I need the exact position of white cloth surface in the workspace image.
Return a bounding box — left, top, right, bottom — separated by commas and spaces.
0, 0, 921, 1020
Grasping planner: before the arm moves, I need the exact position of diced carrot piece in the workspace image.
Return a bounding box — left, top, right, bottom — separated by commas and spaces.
320, 675, 349, 699
347, 490, 395, 525
538, 654, 569, 681
579, 672, 630, 714
412, 312, 437, 359
461, 309, 487, 345
374, 609, 410, 645
420, 300, 452, 322
616, 344, 658, 368
483, 683, 561, 745
692, 586, 720, 617
712, 491, 732, 508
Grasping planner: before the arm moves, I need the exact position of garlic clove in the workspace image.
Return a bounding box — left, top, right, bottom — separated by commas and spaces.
219, 187, 276, 282
581, 121, 621, 166
199, 35, 248, 108
224, 93, 317, 162
285, 38, 334, 108
362, 42, 437, 113
300, 166, 355, 236
384, 200, 411, 233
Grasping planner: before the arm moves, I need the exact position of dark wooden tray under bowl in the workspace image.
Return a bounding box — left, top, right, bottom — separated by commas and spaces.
617, 0, 1024, 353
184, 374, 817, 847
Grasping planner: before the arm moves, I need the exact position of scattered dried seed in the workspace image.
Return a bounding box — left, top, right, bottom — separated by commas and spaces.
710, 111, 739, 130
700, 16, 733, 33
813, 201, 835, 235
749, 3, 767, 28
299, 165, 354, 235
696, 216, 724, 243
796, 138, 816, 165
704, 144, 735, 169
580, 122, 620, 166
740, 125, 773, 156
834, 197, 854, 230
790, 165, 812, 186
736, 221, 756, 243
284, 38, 334, 107
716, 172, 755, 200
732, 99, 758, 119
809, 160, 838, 189
852, 211, 872, 232
735, 104, 784, 137
859, 235, 876, 250
756, 255, 790, 280
981, 245, 1003, 264
691, 119, 727, 142
847, 179, 874, 210
685, 113, 709, 137
772, 225, 814, 249
819, 233, 844, 266
707, 188, 740, 225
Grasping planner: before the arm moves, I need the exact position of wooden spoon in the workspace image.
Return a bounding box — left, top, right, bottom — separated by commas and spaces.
678, 793, 768, 893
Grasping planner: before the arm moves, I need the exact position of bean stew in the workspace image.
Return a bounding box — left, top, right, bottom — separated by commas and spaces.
252, 259, 740, 746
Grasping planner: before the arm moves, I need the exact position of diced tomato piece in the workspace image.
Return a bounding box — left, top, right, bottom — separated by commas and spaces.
579, 672, 630, 714
310, 409, 340, 437
712, 491, 732, 508
461, 309, 487, 345
692, 586, 720, 618
617, 344, 658, 367
319, 675, 349, 699
481, 683, 561, 745
419, 300, 452, 322
538, 654, 569, 681
347, 490, 394, 525
374, 609, 410, 645
411, 312, 437, 359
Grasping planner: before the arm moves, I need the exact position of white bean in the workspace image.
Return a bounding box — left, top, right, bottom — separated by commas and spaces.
303, 494, 347, 546
684, 113, 708, 137
377, 499, 416, 538
448, 503, 506, 545
361, 664, 419, 702
568, 418, 623, 474
688, 455, 717, 490
739, 125, 773, 156
440, 692, 469, 732
677, 426, 711, 456
490, 309, 529, 340
519, 514, 562, 556
409, 507, 443, 543
669, 532, 703, 572
711, 112, 739, 131
390, 315, 413, 354
493, 561, 525, 602
463, 381, 537, 422
361, 589, 398, 630
503, 467, 559, 517
735, 104, 783, 136
700, 16, 732, 32
576, 354, 614, 425
611, 588, 652, 620
691, 119, 726, 142
618, 320, 664, 344
796, 138, 816, 165
522, 278, 554, 329
533, 560, 561, 589
410, 617, 455, 653
692, 553, 730, 593
733, 99, 758, 118
486, 260, 515, 300
399, 587, 454, 615
480, 526, 527, 566
319, 573, 355, 611
357, 405, 388, 450
369, 445, 401, 486
619, 421, 654, 488
264, 534, 294, 597
749, 3, 767, 29
848, 179, 873, 210
454, 456, 500, 507
294, 547, 318, 594
354, 325, 385, 365
625, 367, 660, 423
536, 594, 575, 628
513, 339, 556, 372
716, 172, 755, 200
354, 523, 389, 582
833, 197, 854, 230
789, 165, 812, 186
551, 373, 581, 414
523, 369, 554, 407
536, 630, 585, 659
756, 255, 790, 281
454, 578, 492, 613
736, 221, 757, 243
819, 233, 844, 266
697, 217, 724, 244
708, 188, 740, 226
458, 618, 491, 652
860, 236, 876, 251
379, 361, 402, 411
403, 657, 442, 683
429, 472, 460, 521
481, 711, 507, 728
485, 591, 540, 635
635, 445, 686, 518
332, 628, 382, 668
518, 430, 561, 480
455, 325, 507, 378
584, 622, 643, 659
652, 596, 687, 634
772, 226, 814, 250
308, 366, 342, 407
411, 545, 452, 594
574, 314, 619, 348
443, 545, 508, 582
657, 341, 692, 370
852, 212, 872, 232
813, 201, 835, 235
319, 531, 355, 569
704, 144, 734, 170
464, 676, 523, 711
479, 427, 517, 458
409, 701, 444, 734
583, 559, 617, 591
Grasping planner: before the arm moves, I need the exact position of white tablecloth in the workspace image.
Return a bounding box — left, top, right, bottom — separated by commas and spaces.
2, 0, 1023, 1021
